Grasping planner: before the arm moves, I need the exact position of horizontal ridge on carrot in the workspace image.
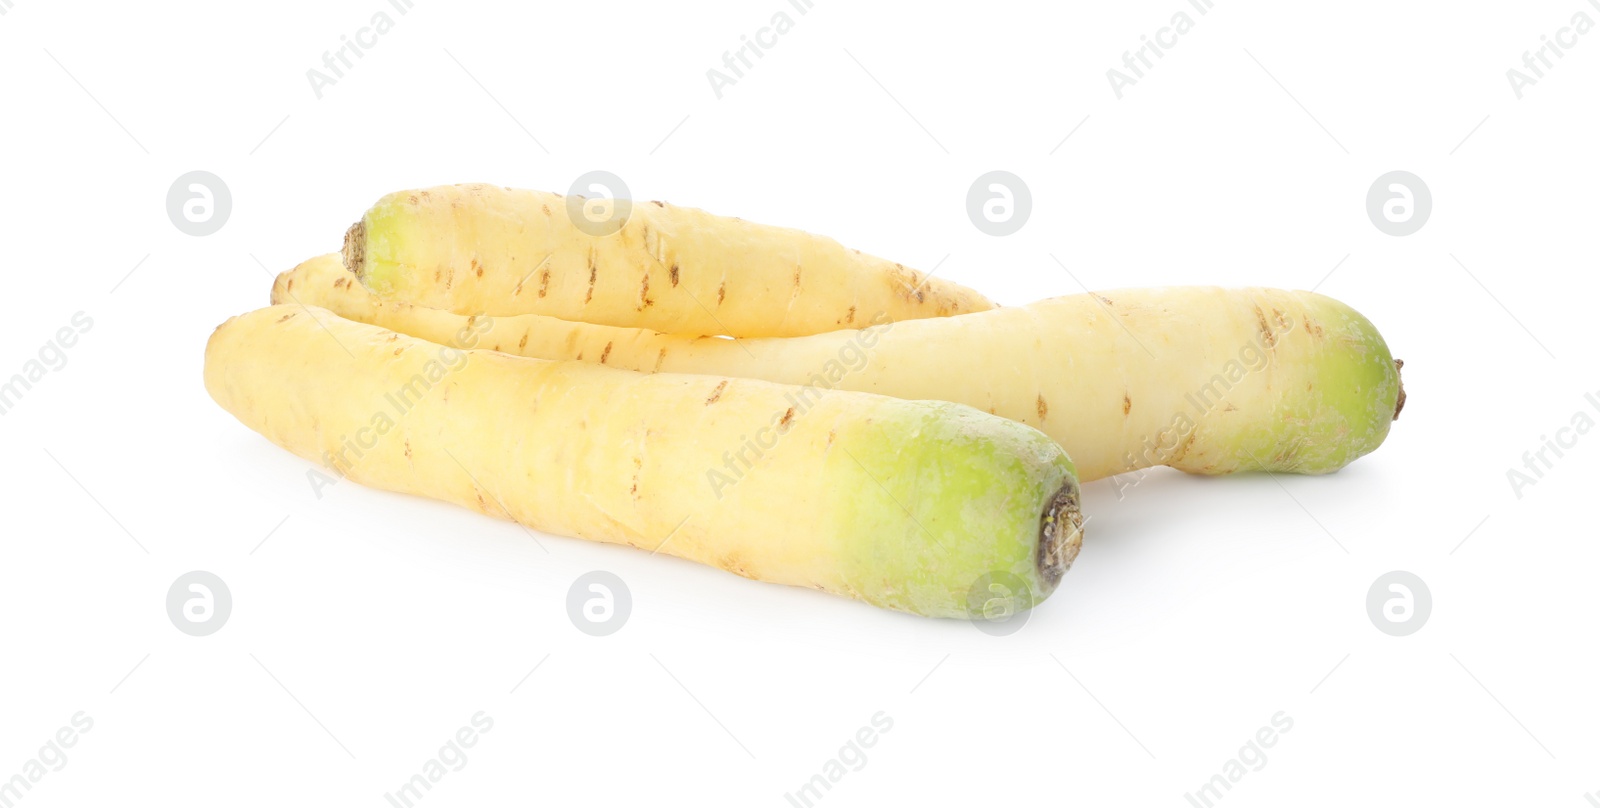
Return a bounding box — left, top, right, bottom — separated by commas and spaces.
205, 304, 1083, 617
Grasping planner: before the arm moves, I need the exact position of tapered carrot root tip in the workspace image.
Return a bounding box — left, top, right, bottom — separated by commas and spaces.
1038, 481, 1084, 593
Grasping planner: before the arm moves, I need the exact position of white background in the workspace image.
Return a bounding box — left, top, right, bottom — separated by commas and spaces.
1, 1, 1596, 805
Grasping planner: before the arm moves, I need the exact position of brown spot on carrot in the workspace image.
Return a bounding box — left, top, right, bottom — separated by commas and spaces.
639, 273, 652, 309
669, 263, 680, 287
404, 440, 412, 459
651, 200, 665, 207
705, 380, 728, 405
845, 305, 856, 324
1094, 293, 1114, 306
542, 204, 551, 216
518, 333, 529, 350
1254, 306, 1276, 348
1037, 395, 1049, 421
716, 282, 726, 306
1172, 431, 1199, 462
600, 342, 613, 364
895, 266, 927, 303
472, 258, 483, 278
584, 262, 597, 305
476, 492, 487, 511
276, 313, 295, 323
286, 278, 295, 292
394, 347, 404, 355
419, 190, 431, 199
793, 266, 802, 287
654, 347, 666, 372
386, 333, 399, 342
1123, 394, 1131, 416
827, 430, 836, 447
779, 408, 795, 428
538, 268, 551, 298
1271, 308, 1289, 331
408, 195, 418, 204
